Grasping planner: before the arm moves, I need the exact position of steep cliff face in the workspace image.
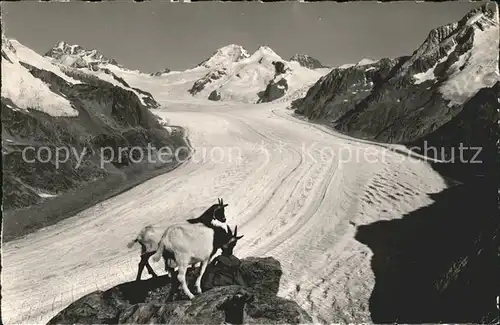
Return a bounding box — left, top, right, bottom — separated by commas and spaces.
293, 3, 499, 147
293, 57, 403, 122
1, 37, 187, 241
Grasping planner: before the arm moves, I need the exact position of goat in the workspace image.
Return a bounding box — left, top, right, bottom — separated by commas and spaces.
201, 225, 245, 291
150, 199, 234, 300
187, 197, 229, 259
218, 224, 244, 256
127, 225, 163, 280
127, 198, 228, 281
154, 224, 243, 301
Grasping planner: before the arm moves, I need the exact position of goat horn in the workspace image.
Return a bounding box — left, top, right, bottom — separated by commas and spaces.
221, 198, 224, 205
227, 225, 233, 236
234, 225, 238, 236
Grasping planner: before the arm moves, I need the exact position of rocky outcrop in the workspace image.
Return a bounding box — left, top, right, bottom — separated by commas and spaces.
289, 54, 328, 69
189, 68, 227, 95
150, 68, 171, 77
272, 61, 287, 76
258, 78, 289, 103
47, 257, 312, 325
208, 89, 221, 101
292, 3, 499, 151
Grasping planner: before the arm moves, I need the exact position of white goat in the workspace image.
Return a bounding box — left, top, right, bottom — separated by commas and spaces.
150, 199, 231, 299
128, 198, 229, 283
127, 225, 171, 280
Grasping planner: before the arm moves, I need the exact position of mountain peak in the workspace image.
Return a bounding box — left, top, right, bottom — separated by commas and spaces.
45, 41, 120, 69
393, 2, 498, 93
255, 45, 278, 56
290, 54, 328, 69
56, 40, 69, 50
197, 44, 250, 68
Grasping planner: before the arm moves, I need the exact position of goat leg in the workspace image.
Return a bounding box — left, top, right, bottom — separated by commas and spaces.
195, 260, 209, 294
145, 261, 158, 278
166, 269, 179, 302
136, 260, 146, 281
177, 264, 195, 299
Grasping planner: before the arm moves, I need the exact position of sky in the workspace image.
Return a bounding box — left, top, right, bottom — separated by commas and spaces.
1, 1, 486, 73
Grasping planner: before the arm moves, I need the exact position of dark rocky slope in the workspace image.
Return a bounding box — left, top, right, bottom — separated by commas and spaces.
354, 176, 499, 323
189, 68, 227, 96
47, 257, 312, 325
258, 78, 289, 103
2, 38, 188, 242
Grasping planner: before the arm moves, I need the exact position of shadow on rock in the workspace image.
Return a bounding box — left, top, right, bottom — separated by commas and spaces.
355, 179, 499, 323
47, 257, 312, 324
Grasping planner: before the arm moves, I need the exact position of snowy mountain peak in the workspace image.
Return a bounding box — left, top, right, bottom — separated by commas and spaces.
45, 41, 120, 69
197, 44, 250, 68
390, 1, 499, 105
189, 42, 329, 103
289, 54, 327, 69
254, 45, 279, 57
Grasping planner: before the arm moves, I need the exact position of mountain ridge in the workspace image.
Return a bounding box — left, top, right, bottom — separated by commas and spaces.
292, 2, 499, 161
45, 40, 121, 70
1, 35, 188, 241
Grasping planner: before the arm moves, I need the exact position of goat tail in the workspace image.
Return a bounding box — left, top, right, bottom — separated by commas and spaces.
151, 239, 164, 263
127, 238, 138, 249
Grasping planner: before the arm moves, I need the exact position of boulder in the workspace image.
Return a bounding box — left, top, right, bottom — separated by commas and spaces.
208, 89, 221, 101
272, 61, 286, 75
258, 78, 289, 103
